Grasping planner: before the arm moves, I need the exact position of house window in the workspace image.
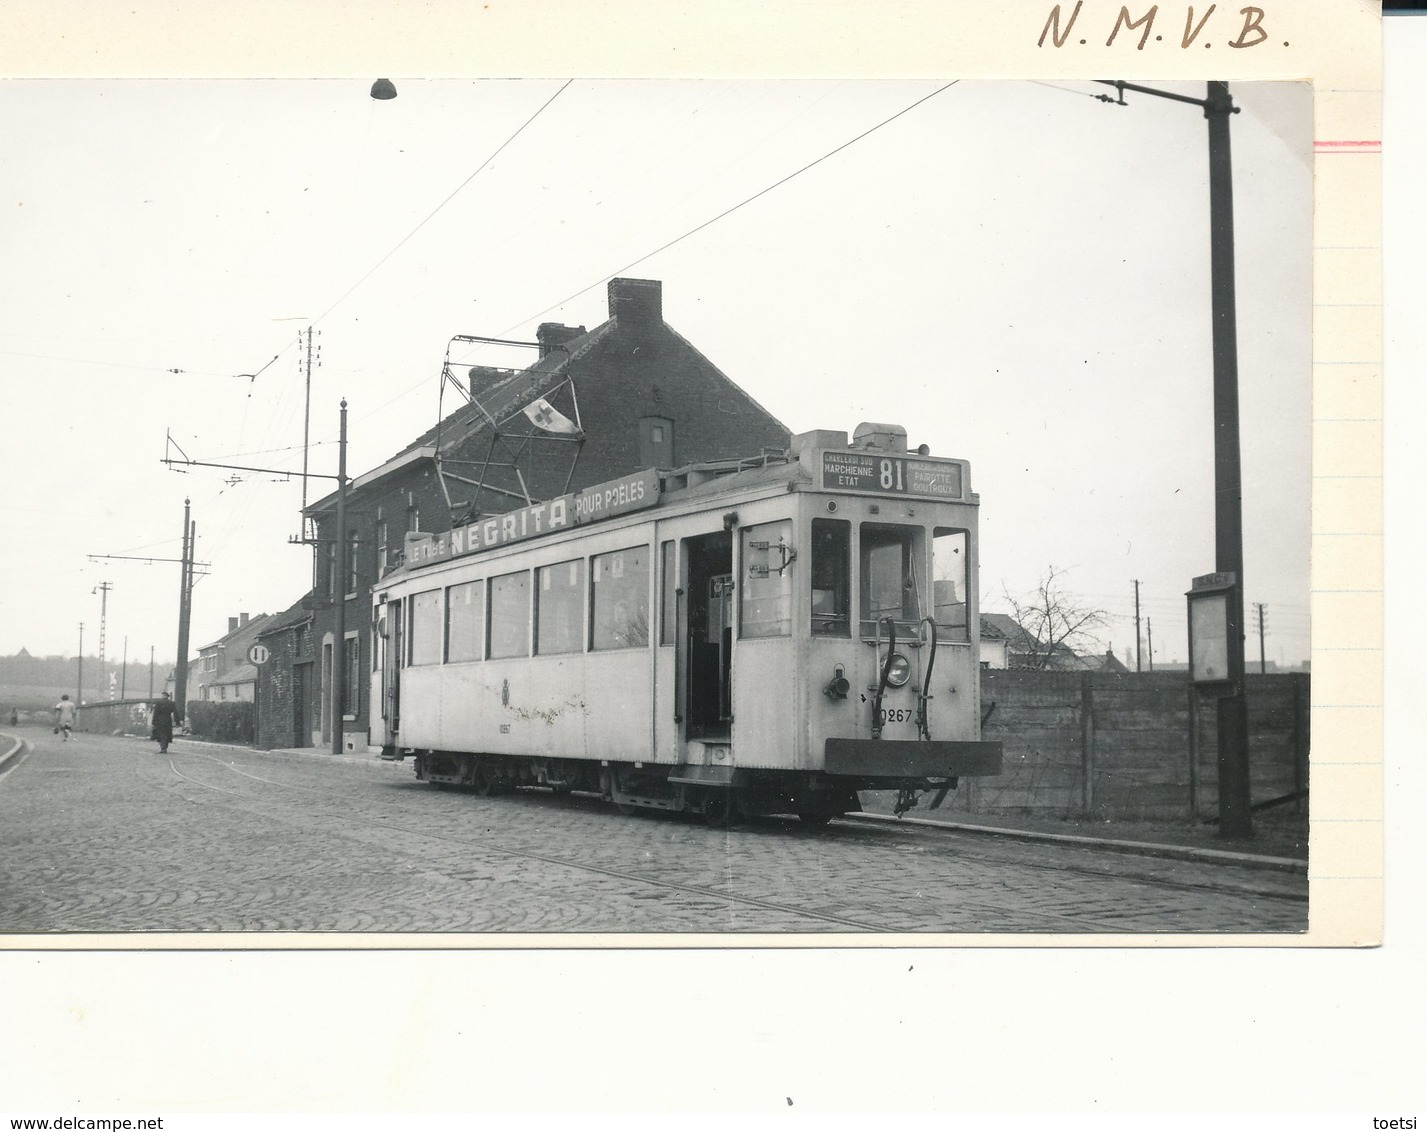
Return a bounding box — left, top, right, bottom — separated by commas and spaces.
347, 530, 360, 594
591, 547, 649, 651
376, 518, 388, 578
343, 633, 361, 717
639, 416, 674, 469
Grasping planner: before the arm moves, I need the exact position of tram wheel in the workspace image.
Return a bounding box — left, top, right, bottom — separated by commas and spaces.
617, 803, 639, 817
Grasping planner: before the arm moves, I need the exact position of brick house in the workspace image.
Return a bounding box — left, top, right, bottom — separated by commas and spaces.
252, 599, 316, 750
255, 277, 790, 751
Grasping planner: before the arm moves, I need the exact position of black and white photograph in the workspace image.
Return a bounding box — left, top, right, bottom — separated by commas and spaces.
0, 69, 1318, 937
0, 0, 1410, 1120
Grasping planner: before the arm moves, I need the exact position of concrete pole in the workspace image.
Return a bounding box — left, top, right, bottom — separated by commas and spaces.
332, 399, 348, 756
1205, 81, 1252, 840
174, 500, 193, 722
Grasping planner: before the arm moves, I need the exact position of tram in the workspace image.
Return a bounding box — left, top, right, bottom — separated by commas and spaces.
372, 422, 1001, 823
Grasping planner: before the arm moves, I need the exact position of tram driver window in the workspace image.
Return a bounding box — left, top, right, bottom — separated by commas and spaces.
591, 547, 650, 650
932, 527, 970, 642
740, 520, 794, 639
859, 524, 925, 638
810, 518, 850, 636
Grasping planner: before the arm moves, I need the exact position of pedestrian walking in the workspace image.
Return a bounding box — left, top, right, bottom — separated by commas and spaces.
53, 694, 76, 741
8, 708, 16, 727
150, 692, 177, 754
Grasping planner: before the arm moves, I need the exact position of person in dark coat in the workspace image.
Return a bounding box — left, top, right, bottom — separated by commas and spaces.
151, 692, 178, 754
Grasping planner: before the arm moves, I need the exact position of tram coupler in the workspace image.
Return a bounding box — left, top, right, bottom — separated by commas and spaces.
927, 778, 958, 810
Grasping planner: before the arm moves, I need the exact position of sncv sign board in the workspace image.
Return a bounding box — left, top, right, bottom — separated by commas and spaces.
1186, 572, 1239, 690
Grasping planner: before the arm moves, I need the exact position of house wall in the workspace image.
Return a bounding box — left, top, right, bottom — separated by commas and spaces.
949, 671, 1309, 821
255, 615, 317, 751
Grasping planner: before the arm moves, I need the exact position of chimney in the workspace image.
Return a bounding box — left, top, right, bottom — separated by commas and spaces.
228, 617, 239, 634
240, 613, 249, 626
608, 278, 662, 328
536, 322, 586, 358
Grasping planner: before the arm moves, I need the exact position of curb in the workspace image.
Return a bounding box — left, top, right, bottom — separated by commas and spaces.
0, 734, 26, 774
844, 811, 1308, 873
166, 736, 402, 772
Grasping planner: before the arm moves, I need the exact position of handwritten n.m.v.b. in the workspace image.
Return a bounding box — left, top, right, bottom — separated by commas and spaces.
1039, 4, 1275, 49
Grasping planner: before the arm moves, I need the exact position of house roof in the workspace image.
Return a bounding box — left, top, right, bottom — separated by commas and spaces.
306, 278, 791, 515
255, 595, 314, 640
212, 663, 258, 686
196, 613, 272, 653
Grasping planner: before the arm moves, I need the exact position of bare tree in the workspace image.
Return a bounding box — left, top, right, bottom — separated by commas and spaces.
1000, 566, 1109, 670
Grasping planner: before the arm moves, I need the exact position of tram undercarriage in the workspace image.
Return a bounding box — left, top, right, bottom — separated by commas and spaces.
399, 747, 978, 826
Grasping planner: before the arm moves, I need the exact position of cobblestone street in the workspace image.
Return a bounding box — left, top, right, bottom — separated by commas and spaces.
0, 730, 1307, 936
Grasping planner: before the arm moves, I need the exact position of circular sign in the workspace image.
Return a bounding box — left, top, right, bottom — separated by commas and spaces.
247, 643, 271, 666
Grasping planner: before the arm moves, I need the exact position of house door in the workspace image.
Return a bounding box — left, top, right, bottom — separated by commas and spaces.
292, 662, 311, 748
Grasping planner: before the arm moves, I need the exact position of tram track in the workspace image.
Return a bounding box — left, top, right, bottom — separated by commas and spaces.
159, 749, 1304, 933
827, 815, 1309, 907
164, 753, 902, 933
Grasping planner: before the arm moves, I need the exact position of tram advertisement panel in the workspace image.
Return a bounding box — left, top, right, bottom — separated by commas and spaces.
406, 469, 660, 567
820, 451, 964, 500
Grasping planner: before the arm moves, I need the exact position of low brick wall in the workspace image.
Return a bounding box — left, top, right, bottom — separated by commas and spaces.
951, 671, 1309, 821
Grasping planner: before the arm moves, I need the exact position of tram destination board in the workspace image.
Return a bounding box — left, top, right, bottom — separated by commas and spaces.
821, 451, 964, 500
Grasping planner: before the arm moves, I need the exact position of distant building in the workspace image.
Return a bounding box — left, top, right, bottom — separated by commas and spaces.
978, 612, 1116, 672
191, 613, 271, 706
256, 277, 791, 752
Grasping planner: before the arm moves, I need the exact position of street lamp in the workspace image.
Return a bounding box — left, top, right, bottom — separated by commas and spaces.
1097, 80, 1252, 840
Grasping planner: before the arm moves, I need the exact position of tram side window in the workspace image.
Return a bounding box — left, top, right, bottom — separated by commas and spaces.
409, 589, 444, 666
591, 547, 650, 650
810, 518, 850, 636
859, 523, 924, 638
740, 520, 793, 638
488, 570, 531, 659
536, 559, 585, 655
932, 527, 970, 642
446, 579, 484, 662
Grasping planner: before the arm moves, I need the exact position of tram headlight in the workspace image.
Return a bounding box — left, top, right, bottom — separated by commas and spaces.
885, 653, 912, 687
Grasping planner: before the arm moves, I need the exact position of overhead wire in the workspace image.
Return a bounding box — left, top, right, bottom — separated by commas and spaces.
345, 79, 964, 430
310, 78, 575, 328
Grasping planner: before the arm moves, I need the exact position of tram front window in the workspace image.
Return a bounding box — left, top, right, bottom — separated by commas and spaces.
859, 524, 924, 639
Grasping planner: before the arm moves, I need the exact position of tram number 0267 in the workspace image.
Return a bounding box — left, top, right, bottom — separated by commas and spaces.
878, 707, 914, 724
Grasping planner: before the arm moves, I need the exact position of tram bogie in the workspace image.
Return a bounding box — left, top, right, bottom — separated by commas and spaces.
375, 422, 1002, 823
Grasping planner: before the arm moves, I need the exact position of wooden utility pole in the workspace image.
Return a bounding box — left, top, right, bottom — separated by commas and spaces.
1254, 603, 1267, 674
76, 623, 84, 704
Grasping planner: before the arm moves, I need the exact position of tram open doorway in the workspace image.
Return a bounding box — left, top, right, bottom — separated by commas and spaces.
682, 530, 732, 741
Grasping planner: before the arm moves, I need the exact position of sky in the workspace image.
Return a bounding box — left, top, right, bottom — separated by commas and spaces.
0, 77, 1312, 671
